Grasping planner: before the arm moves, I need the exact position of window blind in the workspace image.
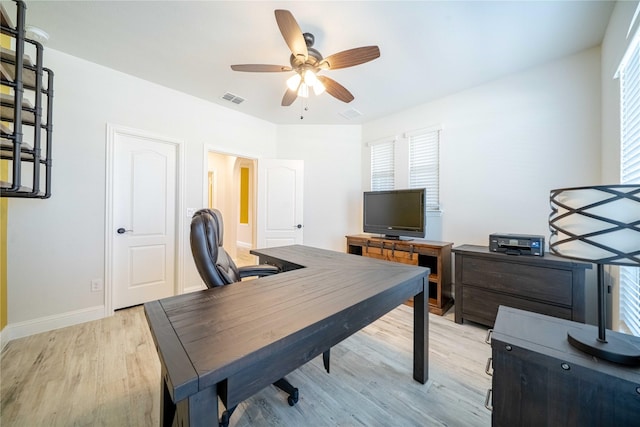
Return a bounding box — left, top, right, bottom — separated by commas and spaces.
370, 140, 395, 191
619, 30, 640, 337
408, 129, 440, 210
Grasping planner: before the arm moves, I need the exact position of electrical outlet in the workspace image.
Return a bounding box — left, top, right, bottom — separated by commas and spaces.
186, 208, 197, 218
91, 278, 103, 292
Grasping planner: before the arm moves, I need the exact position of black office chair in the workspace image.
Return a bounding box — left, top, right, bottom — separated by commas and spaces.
190, 208, 322, 427
190, 208, 280, 286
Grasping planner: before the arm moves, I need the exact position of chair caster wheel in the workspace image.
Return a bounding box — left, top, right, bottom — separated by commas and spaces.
287, 388, 299, 406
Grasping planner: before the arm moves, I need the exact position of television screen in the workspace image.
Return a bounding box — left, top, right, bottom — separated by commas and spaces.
363, 188, 426, 239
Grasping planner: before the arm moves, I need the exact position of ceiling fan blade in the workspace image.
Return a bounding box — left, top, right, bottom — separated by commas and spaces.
231, 64, 293, 72
281, 87, 298, 106
275, 10, 308, 61
317, 76, 354, 103
319, 46, 380, 70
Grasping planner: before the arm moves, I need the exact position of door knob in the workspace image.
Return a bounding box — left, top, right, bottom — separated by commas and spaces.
117, 228, 133, 234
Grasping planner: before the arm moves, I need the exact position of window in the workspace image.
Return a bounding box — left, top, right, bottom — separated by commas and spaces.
370, 140, 395, 191
408, 128, 441, 210
619, 28, 640, 336
368, 128, 442, 210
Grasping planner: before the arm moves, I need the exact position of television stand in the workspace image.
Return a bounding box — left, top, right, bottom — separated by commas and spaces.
346, 234, 453, 315
371, 235, 414, 241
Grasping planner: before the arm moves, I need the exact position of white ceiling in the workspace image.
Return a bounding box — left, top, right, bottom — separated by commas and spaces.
20, 1, 615, 125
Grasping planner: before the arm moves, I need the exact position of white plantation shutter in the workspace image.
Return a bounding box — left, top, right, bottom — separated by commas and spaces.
619, 30, 640, 336
370, 140, 395, 191
408, 128, 440, 210
620, 267, 640, 336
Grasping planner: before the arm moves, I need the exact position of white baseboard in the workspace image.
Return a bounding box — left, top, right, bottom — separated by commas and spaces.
184, 283, 206, 294
1, 305, 106, 349
236, 241, 252, 250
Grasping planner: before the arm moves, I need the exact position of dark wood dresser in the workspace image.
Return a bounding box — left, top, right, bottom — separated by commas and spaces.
453, 245, 591, 327
488, 306, 640, 426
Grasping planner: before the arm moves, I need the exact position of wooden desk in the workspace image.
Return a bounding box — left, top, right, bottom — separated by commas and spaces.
144, 245, 430, 427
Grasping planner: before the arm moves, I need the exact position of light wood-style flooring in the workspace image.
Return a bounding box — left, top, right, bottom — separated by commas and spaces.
1, 303, 492, 426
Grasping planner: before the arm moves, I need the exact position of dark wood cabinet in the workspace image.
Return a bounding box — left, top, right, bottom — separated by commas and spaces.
489, 306, 640, 427
346, 234, 453, 315
453, 245, 591, 327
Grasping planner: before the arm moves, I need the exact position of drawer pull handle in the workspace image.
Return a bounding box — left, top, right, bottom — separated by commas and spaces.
485, 357, 493, 376
484, 388, 493, 411
485, 329, 493, 344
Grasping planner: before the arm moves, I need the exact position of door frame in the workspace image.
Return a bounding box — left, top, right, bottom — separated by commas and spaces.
202, 145, 258, 262
202, 145, 257, 208
105, 123, 185, 316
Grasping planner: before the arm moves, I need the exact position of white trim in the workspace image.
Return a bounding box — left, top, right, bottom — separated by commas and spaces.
615, 22, 640, 78
1, 305, 105, 347
0, 329, 6, 353
365, 135, 397, 148
236, 240, 252, 249
183, 284, 206, 294
105, 123, 185, 313
403, 124, 444, 138
202, 144, 259, 209
627, 2, 640, 39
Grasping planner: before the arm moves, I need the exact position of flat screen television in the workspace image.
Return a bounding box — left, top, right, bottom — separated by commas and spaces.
363, 188, 426, 240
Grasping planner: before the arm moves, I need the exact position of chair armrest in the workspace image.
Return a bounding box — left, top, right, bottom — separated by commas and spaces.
238, 264, 280, 279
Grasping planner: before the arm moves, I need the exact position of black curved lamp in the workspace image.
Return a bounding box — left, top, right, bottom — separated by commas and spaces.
549, 184, 640, 366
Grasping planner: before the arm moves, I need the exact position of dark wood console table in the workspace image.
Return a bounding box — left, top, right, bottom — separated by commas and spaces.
489, 306, 640, 426
453, 245, 591, 327
346, 234, 453, 315
144, 245, 429, 427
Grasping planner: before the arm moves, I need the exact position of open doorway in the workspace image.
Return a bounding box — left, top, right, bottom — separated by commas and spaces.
206, 151, 257, 266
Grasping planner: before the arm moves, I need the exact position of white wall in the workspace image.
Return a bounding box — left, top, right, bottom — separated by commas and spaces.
276, 125, 362, 252
7, 48, 278, 327
363, 48, 602, 248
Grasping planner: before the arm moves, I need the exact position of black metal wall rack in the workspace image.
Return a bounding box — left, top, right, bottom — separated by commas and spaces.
1, 0, 54, 198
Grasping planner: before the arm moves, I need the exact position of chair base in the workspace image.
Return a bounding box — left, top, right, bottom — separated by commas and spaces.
273, 378, 299, 406
218, 377, 299, 427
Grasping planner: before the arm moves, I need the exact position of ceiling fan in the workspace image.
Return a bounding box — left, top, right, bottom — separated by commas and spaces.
230, 9, 380, 107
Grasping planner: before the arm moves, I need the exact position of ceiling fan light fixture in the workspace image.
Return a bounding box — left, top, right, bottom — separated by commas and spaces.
303, 69, 318, 86
287, 73, 302, 91
297, 83, 309, 98
313, 80, 326, 96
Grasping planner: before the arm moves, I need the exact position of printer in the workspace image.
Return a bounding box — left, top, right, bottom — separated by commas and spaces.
489, 233, 545, 256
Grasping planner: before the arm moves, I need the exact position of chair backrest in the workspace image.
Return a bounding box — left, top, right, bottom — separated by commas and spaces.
190, 208, 241, 287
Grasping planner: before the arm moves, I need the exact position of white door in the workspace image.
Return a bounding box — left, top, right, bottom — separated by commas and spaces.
256, 159, 304, 248
112, 130, 177, 309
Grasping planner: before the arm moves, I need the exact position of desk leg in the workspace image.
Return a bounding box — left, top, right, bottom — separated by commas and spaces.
160, 376, 175, 427
413, 279, 429, 384
159, 375, 218, 427
175, 386, 218, 427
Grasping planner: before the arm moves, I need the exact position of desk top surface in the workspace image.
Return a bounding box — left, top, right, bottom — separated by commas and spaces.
144, 245, 428, 402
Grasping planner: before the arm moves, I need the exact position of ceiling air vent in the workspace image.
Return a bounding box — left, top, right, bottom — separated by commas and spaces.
339, 108, 363, 120
221, 92, 245, 104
